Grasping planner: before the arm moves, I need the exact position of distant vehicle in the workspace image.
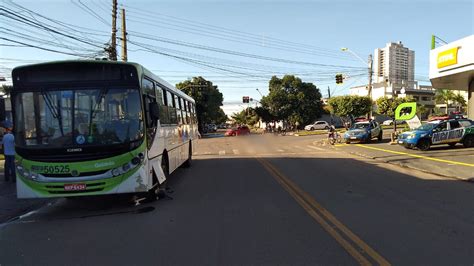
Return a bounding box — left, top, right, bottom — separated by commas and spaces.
217, 124, 227, 129
382, 120, 407, 126
205, 124, 217, 132
344, 121, 383, 143
225, 125, 250, 136
397, 119, 474, 151
304, 121, 329, 131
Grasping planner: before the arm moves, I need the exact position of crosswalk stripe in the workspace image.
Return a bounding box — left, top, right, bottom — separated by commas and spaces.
232, 149, 240, 155
219, 150, 226, 155
307, 145, 325, 151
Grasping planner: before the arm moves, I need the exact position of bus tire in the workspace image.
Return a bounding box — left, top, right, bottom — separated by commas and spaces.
463, 135, 474, 148
182, 142, 192, 168
146, 173, 161, 201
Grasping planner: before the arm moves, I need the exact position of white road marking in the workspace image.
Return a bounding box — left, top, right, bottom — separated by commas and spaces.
232, 149, 240, 155
277, 149, 285, 152
219, 150, 226, 155
307, 145, 325, 151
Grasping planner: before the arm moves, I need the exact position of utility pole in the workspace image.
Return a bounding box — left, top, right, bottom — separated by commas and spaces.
121, 8, 127, 61
368, 54, 373, 119
109, 0, 118, 61
327, 86, 331, 99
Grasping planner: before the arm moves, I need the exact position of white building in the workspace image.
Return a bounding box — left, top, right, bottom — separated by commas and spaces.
349, 81, 436, 107
429, 35, 474, 119
374, 41, 415, 87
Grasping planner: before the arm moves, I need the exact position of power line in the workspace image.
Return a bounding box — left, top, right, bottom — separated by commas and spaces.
122, 4, 355, 58
71, 0, 110, 26
0, 37, 98, 57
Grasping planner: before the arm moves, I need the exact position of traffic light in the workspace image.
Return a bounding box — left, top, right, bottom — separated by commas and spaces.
335, 74, 343, 84
242, 96, 250, 103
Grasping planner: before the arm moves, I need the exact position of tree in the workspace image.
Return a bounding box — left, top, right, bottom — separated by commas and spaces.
231, 108, 259, 126
452, 93, 467, 112
260, 75, 323, 127
328, 95, 372, 119
215, 108, 228, 124
435, 89, 455, 114
1, 85, 12, 94
375, 96, 411, 118
176, 77, 224, 132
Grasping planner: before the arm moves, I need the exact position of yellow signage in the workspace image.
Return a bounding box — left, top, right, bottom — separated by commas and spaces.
437, 47, 458, 68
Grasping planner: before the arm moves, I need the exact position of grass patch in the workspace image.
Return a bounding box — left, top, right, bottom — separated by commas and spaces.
296, 129, 346, 136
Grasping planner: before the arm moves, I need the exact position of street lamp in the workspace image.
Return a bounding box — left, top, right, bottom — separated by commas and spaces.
256, 88, 263, 97
341, 47, 373, 118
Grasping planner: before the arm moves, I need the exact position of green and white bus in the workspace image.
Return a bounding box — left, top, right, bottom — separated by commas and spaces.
11, 60, 198, 199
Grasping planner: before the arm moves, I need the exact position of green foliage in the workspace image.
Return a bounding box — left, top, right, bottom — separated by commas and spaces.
231, 108, 259, 126
434, 89, 455, 105
452, 93, 467, 111
215, 108, 228, 124
1, 85, 12, 94
328, 95, 372, 117
254, 106, 275, 123
259, 75, 323, 126
375, 96, 411, 117
176, 77, 224, 130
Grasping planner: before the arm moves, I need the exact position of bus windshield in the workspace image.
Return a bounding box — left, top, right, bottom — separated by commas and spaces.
14, 88, 143, 148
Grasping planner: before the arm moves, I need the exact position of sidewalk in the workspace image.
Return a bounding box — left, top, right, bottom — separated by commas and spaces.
0, 163, 51, 223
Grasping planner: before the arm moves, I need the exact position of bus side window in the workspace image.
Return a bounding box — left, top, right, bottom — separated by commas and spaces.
183, 99, 189, 124
191, 103, 197, 124
176, 96, 183, 125
160, 88, 169, 124
167, 91, 177, 124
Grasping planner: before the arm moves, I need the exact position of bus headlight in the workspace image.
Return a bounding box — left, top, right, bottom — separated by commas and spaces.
112, 168, 121, 177
122, 163, 131, 172
30, 172, 39, 180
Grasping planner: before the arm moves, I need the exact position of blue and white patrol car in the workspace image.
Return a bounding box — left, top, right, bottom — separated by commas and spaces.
397, 119, 474, 151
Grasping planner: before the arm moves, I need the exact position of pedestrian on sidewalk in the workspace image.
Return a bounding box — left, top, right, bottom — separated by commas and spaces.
1, 122, 15, 182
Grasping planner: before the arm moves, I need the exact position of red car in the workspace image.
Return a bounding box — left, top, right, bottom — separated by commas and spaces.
225, 126, 250, 136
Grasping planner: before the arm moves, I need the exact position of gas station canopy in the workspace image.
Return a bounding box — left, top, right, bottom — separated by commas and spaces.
430, 35, 474, 118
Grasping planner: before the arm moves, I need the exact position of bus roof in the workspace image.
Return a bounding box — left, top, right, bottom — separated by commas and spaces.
12, 60, 194, 103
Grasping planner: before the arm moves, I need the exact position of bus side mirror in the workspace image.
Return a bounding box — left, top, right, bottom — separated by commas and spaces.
149, 102, 160, 120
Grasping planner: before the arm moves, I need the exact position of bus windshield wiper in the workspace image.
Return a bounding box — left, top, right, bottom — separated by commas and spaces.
41, 90, 64, 136
89, 88, 108, 135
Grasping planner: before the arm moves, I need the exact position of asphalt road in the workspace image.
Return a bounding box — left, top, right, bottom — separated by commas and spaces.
1, 134, 473, 265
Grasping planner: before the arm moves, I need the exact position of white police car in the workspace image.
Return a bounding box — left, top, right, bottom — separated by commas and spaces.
397, 119, 474, 151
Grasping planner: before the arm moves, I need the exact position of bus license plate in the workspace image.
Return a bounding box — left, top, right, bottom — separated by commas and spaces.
350, 137, 357, 140
64, 184, 86, 191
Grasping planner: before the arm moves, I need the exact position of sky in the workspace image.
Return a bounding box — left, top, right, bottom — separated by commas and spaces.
1, 0, 473, 115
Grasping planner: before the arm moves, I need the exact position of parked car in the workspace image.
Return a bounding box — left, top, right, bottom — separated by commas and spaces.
344, 120, 383, 143
206, 124, 217, 132
397, 118, 474, 151
304, 121, 329, 131
225, 125, 251, 136
382, 120, 407, 126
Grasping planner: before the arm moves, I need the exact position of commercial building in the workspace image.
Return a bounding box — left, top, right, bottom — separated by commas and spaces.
429, 35, 474, 119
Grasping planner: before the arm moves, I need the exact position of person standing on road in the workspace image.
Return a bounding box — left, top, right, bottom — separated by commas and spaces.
1, 122, 15, 182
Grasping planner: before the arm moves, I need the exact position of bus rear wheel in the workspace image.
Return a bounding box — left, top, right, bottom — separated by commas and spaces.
182, 142, 192, 168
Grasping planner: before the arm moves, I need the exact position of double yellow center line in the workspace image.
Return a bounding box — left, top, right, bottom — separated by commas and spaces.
257, 158, 390, 266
